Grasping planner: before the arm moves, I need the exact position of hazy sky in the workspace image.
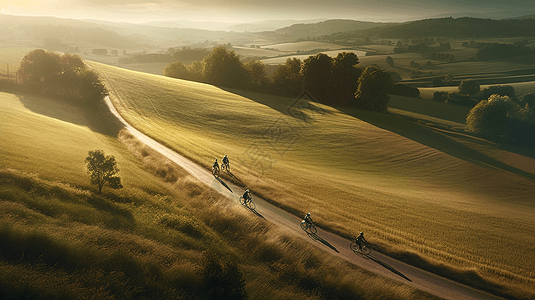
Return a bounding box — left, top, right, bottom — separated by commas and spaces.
1, 0, 534, 24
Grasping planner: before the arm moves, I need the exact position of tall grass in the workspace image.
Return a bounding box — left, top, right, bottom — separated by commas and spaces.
90, 60, 535, 298
0, 162, 440, 299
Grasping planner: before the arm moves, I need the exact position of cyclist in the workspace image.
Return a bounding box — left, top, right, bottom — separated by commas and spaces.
212, 159, 220, 173
355, 232, 368, 252
303, 212, 314, 226
242, 189, 251, 204
222, 155, 230, 170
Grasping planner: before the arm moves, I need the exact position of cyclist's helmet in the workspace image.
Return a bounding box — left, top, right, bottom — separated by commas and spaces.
359, 232, 364, 235
246, 189, 250, 192
224, 155, 227, 158
215, 159, 218, 162
306, 212, 311, 216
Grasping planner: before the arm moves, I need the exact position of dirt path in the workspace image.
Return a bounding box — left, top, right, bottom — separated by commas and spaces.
104, 96, 504, 300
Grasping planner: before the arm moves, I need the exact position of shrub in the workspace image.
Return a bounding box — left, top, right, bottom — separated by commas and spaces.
474, 85, 515, 101
433, 91, 448, 102
198, 250, 247, 300
458, 79, 480, 96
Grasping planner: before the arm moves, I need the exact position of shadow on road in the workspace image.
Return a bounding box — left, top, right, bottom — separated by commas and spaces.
352, 249, 411, 281
225, 170, 244, 185
215, 176, 233, 193
241, 203, 265, 219
306, 231, 340, 253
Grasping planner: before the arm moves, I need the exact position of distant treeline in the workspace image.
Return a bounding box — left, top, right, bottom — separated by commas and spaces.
163, 46, 419, 112
119, 48, 210, 65
325, 17, 535, 40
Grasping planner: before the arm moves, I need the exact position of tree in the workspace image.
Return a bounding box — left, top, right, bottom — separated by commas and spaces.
386, 56, 394, 67
331, 52, 361, 105
244, 60, 269, 91
163, 61, 191, 80
466, 94, 521, 140
202, 46, 248, 88
85, 150, 123, 193
272, 58, 303, 96
458, 79, 480, 96
354, 66, 393, 113
301, 53, 333, 102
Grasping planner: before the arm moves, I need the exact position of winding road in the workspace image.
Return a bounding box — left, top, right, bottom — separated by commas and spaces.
104, 96, 504, 300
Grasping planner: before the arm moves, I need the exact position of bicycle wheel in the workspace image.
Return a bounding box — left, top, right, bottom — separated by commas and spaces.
239, 196, 245, 206
350, 242, 359, 252
361, 245, 371, 255
309, 224, 317, 234
247, 200, 256, 210
300, 221, 308, 231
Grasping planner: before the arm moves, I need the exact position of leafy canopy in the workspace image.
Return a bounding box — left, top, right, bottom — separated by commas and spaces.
85, 150, 123, 193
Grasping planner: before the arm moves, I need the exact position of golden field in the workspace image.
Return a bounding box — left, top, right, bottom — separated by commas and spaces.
91, 60, 535, 298
0, 48, 441, 299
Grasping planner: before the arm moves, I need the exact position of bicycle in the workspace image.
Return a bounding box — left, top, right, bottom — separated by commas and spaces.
221, 162, 230, 172
239, 196, 256, 210
350, 242, 371, 255
300, 221, 317, 234
212, 166, 220, 177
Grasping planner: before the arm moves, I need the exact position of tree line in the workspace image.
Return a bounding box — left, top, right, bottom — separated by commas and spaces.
164, 46, 416, 112
14, 49, 108, 105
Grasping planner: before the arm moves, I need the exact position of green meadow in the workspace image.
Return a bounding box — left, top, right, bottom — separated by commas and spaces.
91, 60, 535, 298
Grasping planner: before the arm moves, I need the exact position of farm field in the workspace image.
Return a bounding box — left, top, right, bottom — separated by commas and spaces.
91, 60, 535, 298
418, 80, 535, 100
261, 41, 345, 52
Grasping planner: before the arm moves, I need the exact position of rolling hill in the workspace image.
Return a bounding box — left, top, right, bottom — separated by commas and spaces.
0, 48, 444, 300
91, 60, 535, 298
327, 17, 535, 39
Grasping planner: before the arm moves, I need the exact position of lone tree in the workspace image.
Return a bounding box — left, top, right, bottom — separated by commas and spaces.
85, 150, 123, 193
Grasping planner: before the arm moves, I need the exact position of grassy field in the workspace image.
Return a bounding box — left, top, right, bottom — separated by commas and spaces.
91, 61, 535, 298
0, 48, 441, 299
418, 81, 535, 100
0, 47, 29, 80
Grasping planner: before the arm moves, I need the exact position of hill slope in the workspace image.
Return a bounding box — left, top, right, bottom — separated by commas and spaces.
92, 61, 535, 298
328, 17, 535, 39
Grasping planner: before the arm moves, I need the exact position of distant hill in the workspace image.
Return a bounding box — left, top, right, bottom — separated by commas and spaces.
326, 17, 535, 40
260, 19, 385, 41
141, 20, 235, 31
0, 15, 140, 49
0, 15, 241, 51
225, 19, 327, 32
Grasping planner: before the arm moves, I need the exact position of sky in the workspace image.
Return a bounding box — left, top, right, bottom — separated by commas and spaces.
1, 0, 535, 24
